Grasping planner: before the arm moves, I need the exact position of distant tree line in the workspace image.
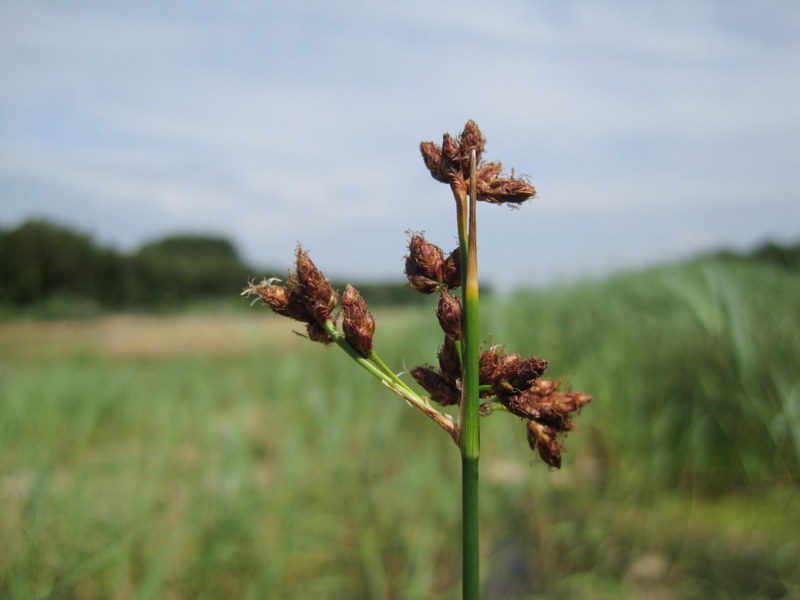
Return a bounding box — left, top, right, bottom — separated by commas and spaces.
710, 239, 800, 270
0, 219, 428, 313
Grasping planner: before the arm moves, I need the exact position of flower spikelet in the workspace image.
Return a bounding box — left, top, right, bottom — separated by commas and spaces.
436, 290, 463, 341
438, 335, 461, 387
479, 346, 548, 393
420, 120, 537, 205
527, 421, 563, 468
295, 247, 339, 324
442, 248, 461, 290
405, 234, 445, 294
244, 279, 313, 323
341, 284, 375, 357
411, 366, 460, 406
505, 378, 593, 468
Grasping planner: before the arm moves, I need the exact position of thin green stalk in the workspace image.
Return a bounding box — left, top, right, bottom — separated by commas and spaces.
322, 320, 458, 442
368, 350, 419, 398
459, 150, 481, 600
322, 320, 397, 384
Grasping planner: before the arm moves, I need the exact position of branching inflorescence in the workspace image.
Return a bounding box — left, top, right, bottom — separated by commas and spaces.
243, 120, 591, 599
243, 120, 590, 467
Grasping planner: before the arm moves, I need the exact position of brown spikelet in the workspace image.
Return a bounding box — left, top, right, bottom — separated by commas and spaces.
533, 391, 592, 430
440, 133, 463, 185
442, 248, 461, 290
420, 120, 537, 205
479, 346, 504, 386
245, 280, 314, 323
476, 161, 503, 182
420, 141, 447, 183
410, 366, 460, 406
527, 421, 563, 469
500, 355, 548, 392
478, 346, 547, 393
476, 175, 537, 205
458, 120, 486, 176
405, 234, 445, 294
341, 284, 375, 357
436, 290, 463, 341
306, 320, 334, 345
438, 335, 462, 386
295, 247, 339, 324
500, 379, 591, 431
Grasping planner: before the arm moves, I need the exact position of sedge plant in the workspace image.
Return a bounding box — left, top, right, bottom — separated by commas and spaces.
243, 120, 591, 599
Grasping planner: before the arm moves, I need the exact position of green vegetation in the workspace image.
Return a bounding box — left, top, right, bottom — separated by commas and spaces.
1, 256, 798, 598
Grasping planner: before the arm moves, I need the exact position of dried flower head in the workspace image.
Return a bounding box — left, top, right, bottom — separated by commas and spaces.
411, 366, 460, 406
436, 290, 463, 341
500, 355, 549, 392
500, 379, 591, 430
305, 320, 334, 345
405, 234, 445, 294
458, 120, 486, 174
476, 171, 537, 205
438, 335, 461, 386
420, 120, 537, 205
479, 346, 503, 385
527, 421, 563, 469
500, 378, 593, 467
243, 279, 313, 323
441, 133, 464, 186
420, 141, 447, 184
478, 346, 548, 393
442, 248, 461, 289
295, 247, 339, 324
242, 248, 341, 347
341, 284, 375, 357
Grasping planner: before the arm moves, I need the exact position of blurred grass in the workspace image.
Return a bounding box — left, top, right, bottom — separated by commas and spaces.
1, 258, 799, 599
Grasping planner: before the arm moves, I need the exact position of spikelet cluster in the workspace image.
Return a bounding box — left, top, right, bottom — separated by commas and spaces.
420, 120, 537, 205
244, 120, 591, 467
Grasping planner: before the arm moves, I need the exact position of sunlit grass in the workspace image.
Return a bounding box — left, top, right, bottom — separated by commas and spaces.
1, 259, 799, 599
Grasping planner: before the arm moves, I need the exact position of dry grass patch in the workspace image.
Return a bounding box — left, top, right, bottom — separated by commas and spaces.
0, 313, 304, 359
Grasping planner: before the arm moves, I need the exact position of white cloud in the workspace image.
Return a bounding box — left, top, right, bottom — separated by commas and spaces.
1, 0, 798, 285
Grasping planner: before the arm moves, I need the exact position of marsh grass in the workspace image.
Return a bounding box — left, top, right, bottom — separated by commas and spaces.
1, 259, 799, 599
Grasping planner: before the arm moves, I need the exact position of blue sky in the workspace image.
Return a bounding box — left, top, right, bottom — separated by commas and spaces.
1, 1, 798, 288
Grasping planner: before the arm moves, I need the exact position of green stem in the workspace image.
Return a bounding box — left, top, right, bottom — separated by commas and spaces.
368, 350, 418, 398
458, 151, 481, 600
321, 320, 458, 442
322, 320, 397, 384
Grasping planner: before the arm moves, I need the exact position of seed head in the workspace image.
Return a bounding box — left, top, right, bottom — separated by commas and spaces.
410, 366, 460, 406
438, 335, 461, 386
436, 290, 463, 341
458, 120, 486, 175
442, 248, 461, 290
479, 346, 504, 385
527, 421, 563, 469
479, 346, 548, 393
500, 355, 549, 392
476, 173, 537, 205
532, 390, 592, 431
500, 379, 591, 431
420, 140, 447, 184
441, 133, 464, 186
244, 280, 314, 323
341, 284, 375, 357
405, 234, 445, 294
295, 247, 339, 324
420, 120, 537, 205
305, 320, 334, 345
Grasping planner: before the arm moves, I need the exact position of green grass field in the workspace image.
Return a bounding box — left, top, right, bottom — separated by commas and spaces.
1, 258, 799, 599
